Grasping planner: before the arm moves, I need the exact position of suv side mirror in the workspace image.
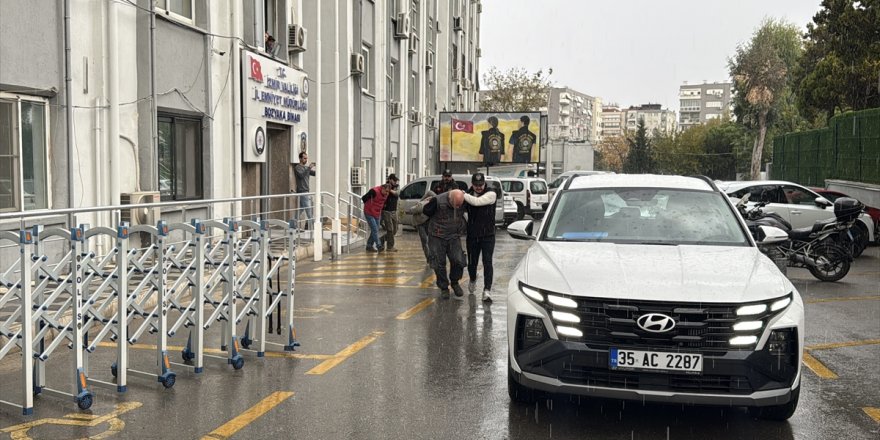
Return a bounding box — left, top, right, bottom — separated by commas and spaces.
815, 196, 832, 207
507, 220, 535, 241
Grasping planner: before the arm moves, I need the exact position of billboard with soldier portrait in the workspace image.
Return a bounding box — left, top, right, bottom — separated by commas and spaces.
439, 112, 541, 164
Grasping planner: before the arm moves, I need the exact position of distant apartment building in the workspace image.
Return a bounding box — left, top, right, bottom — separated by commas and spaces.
546, 87, 602, 143
625, 104, 676, 136
600, 105, 625, 140
678, 82, 732, 131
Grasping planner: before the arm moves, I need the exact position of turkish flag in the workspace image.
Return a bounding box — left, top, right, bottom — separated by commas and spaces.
451, 118, 474, 133
250, 57, 263, 82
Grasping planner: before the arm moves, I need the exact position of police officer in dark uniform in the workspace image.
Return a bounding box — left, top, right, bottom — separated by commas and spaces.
509, 115, 537, 164
479, 116, 505, 165
463, 172, 498, 302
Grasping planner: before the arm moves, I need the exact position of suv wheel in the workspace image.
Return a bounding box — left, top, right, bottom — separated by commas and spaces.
748, 385, 800, 421
507, 361, 536, 404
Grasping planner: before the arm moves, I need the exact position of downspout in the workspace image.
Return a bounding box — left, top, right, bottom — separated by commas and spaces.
149, 0, 159, 193
63, 0, 74, 210
232, 1, 243, 215
108, 0, 120, 208
313, 5, 322, 261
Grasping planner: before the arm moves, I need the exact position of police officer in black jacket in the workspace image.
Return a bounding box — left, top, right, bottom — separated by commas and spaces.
463, 172, 498, 302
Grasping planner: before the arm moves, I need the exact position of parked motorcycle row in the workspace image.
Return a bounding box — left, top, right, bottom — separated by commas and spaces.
734, 193, 866, 282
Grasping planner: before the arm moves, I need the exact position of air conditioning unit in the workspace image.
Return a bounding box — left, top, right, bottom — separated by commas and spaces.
456, 83, 464, 96
475, 47, 481, 58
390, 101, 404, 118
385, 167, 395, 179
424, 114, 435, 127
408, 110, 421, 125
350, 167, 366, 187
288, 24, 307, 52
394, 13, 410, 39
405, 173, 416, 183
463, 78, 471, 90
452, 16, 463, 32
477, 2, 482, 13
350, 53, 365, 75
426, 51, 435, 70
452, 67, 461, 81
121, 191, 161, 226
408, 33, 419, 54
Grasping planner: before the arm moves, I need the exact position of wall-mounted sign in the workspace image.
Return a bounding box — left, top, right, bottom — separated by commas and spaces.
241, 50, 309, 163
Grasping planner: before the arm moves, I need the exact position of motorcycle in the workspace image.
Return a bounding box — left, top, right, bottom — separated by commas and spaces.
735, 194, 858, 282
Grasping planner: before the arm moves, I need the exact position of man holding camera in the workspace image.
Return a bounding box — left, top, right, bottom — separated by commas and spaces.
381, 174, 401, 252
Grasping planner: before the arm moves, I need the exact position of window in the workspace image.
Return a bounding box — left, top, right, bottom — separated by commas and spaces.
156, 0, 194, 22
544, 189, 747, 246
502, 181, 524, 193
158, 115, 203, 201
361, 45, 373, 95
783, 185, 819, 206
729, 185, 784, 204
530, 180, 547, 194
0, 95, 49, 212
400, 181, 427, 199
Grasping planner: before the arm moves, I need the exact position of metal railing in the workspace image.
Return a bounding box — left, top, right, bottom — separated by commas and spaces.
0, 193, 308, 415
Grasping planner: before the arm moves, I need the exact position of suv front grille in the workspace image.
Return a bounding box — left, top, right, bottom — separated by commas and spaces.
552, 297, 760, 355
557, 365, 753, 394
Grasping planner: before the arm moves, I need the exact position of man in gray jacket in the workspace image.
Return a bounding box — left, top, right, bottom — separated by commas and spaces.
293, 152, 316, 230
423, 189, 467, 298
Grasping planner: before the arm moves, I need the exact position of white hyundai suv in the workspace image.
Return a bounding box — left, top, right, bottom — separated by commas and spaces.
506, 174, 804, 420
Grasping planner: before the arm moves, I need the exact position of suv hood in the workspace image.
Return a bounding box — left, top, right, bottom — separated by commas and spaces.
518, 242, 790, 303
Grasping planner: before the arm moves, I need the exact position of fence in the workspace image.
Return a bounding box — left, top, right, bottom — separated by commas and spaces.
772, 108, 880, 186
0, 192, 365, 416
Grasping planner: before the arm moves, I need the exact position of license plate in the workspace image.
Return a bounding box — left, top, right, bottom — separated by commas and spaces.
610, 348, 702, 374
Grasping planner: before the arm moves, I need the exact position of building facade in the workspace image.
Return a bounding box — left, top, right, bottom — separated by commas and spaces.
625, 104, 676, 136
546, 87, 601, 143
678, 81, 732, 131
0, 0, 481, 235
599, 104, 625, 140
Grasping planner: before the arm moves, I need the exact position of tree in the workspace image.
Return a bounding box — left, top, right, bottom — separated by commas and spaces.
653, 127, 705, 176
623, 118, 654, 173
480, 67, 552, 112
595, 135, 629, 173
795, 0, 880, 119
702, 120, 749, 180
729, 19, 803, 179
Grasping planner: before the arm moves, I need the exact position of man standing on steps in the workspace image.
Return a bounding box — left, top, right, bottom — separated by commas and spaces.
361, 183, 390, 252
293, 152, 316, 230
423, 189, 467, 299
381, 174, 401, 252
463, 173, 497, 302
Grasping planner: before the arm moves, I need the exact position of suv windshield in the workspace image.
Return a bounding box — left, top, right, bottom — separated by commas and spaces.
542, 188, 748, 246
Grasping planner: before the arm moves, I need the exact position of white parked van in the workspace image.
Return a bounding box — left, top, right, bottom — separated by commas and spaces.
500, 177, 548, 220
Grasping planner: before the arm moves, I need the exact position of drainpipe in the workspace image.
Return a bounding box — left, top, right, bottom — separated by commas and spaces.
149, 0, 158, 193
232, 1, 243, 216
108, 0, 120, 209
63, 0, 74, 211
313, 5, 322, 261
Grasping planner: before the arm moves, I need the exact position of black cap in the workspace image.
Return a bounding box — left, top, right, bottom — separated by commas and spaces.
472, 172, 486, 184
442, 169, 453, 177
387, 173, 399, 182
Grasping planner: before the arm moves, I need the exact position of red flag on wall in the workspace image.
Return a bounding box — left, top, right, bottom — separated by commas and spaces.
451, 118, 474, 133
250, 56, 264, 82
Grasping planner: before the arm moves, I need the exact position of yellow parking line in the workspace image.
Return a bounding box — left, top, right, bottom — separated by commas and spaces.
306, 331, 384, 375
802, 352, 838, 379
96, 342, 333, 360
298, 280, 426, 289
418, 274, 436, 288
396, 298, 435, 320
201, 391, 294, 440
298, 269, 414, 277
863, 407, 880, 423
806, 339, 880, 351
806, 295, 880, 304
0, 402, 142, 438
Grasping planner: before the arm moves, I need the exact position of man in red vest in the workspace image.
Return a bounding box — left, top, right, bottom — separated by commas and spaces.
362, 183, 391, 252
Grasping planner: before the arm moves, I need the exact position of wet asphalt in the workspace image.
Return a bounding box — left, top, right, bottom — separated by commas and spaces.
0, 225, 878, 439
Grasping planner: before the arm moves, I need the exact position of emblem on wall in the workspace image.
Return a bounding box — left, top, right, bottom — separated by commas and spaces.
301, 77, 310, 98
299, 132, 308, 153
254, 126, 266, 156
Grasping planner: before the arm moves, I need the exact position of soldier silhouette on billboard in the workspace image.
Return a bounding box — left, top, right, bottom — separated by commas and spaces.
510, 115, 537, 164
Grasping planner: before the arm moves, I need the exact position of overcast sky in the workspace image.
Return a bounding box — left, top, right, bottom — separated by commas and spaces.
480, 0, 822, 112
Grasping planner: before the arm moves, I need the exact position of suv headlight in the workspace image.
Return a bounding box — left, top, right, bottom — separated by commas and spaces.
729, 292, 793, 346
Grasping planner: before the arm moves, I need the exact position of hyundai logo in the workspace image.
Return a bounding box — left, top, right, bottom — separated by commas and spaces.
636, 313, 676, 333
